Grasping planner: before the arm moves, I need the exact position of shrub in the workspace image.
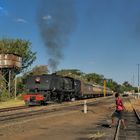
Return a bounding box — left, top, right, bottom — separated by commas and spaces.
0, 90, 10, 101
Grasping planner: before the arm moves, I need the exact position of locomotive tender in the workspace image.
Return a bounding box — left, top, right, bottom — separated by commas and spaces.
23, 74, 113, 105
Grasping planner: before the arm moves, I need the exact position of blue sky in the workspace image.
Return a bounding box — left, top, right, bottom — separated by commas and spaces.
0, 0, 140, 85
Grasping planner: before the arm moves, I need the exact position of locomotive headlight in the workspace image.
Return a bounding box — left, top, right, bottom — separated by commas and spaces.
35, 77, 41, 83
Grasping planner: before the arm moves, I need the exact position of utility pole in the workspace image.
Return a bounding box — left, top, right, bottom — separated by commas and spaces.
137, 64, 140, 93
132, 74, 134, 87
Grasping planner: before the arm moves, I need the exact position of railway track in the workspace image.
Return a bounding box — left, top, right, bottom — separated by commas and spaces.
0, 106, 29, 113
0, 96, 113, 113
114, 100, 140, 140
0, 96, 112, 124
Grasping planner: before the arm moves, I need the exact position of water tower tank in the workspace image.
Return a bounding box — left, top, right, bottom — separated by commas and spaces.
0, 54, 22, 69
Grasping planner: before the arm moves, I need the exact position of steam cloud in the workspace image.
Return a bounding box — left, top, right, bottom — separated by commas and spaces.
37, 0, 76, 72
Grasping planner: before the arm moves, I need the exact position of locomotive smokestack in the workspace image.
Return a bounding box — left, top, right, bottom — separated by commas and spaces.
37, 0, 76, 72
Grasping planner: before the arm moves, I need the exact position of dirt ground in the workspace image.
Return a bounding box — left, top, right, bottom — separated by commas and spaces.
0, 97, 138, 140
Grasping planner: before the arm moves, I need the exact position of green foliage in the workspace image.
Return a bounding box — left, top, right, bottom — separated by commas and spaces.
26, 65, 49, 76
31, 65, 49, 75
121, 81, 135, 92
84, 73, 104, 84
17, 81, 25, 95
56, 69, 84, 79
16, 94, 24, 100
0, 38, 36, 98
0, 90, 10, 101
0, 38, 36, 71
22, 65, 49, 80
106, 80, 119, 92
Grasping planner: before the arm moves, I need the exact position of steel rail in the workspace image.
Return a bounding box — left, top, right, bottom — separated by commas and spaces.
0, 96, 112, 114
0, 106, 29, 113
114, 99, 140, 140
0, 97, 112, 123
114, 120, 121, 140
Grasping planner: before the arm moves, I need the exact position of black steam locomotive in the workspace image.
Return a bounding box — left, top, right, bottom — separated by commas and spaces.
23, 74, 113, 105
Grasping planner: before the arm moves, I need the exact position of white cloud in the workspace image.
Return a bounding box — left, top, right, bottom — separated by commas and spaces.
42, 15, 52, 20
15, 18, 27, 23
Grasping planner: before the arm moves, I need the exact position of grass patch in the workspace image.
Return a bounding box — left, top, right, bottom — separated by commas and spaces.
124, 102, 133, 112
124, 98, 140, 112
0, 99, 25, 108
133, 99, 140, 105
88, 131, 105, 139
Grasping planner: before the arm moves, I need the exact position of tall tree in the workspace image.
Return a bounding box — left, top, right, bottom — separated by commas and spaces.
56, 69, 84, 79
0, 38, 36, 71
84, 73, 104, 84
0, 39, 36, 97
121, 81, 134, 92
24, 65, 49, 77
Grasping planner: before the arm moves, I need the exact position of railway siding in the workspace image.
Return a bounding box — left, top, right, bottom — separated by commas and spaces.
0, 96, 139, 140
118, 111, 140, 140
114, 98, 140, 140
91, 98, 140, 140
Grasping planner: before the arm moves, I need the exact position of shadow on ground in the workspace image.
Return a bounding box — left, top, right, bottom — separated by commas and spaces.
101, 124, 110, 128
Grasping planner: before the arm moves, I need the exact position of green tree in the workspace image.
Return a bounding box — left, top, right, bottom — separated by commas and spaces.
24, 65, 49, 77
106, 79, 121, 93
0, 38, 36, 98
84, 73, 104, 84
56, 69, 84, 79
121, 81, 134, 92
0, 38, 36, 71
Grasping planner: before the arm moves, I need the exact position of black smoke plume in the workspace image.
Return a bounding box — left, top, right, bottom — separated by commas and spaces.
37, 0, 76, 72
